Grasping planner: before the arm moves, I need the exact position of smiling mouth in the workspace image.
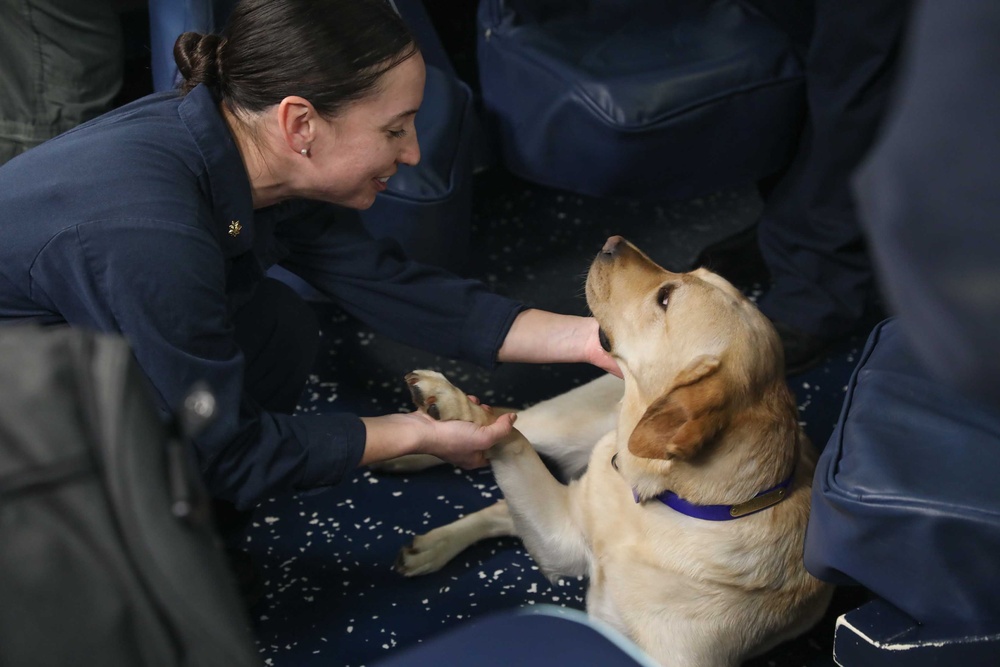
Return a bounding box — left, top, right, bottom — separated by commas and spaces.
374, 176, 390, 192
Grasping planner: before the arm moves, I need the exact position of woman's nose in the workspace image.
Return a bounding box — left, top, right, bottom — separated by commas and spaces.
399, 132, 420, 166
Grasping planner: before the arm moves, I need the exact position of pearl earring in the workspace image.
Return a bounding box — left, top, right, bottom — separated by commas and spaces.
300, 148, 309, 157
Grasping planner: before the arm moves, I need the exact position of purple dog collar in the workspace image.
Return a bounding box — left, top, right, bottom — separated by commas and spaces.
649, 470, 794, 520
613, 454, 795, 521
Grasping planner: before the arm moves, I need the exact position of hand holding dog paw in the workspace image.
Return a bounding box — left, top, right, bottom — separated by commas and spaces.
417, 411, 517, 469
360, 411, 516, 470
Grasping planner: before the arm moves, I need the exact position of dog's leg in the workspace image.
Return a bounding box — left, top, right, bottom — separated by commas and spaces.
514, 374, 622, 479
407, 370, 590, 582
391, 371, 518, 575
485, 431, 590, 581
383, 376, 622, 479
395, 500, 514, 576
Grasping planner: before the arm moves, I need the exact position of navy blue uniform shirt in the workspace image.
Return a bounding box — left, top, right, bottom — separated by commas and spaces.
0, 85, 523, 509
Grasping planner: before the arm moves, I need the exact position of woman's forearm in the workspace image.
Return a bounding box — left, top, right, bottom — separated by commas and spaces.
497, 309, 621, 376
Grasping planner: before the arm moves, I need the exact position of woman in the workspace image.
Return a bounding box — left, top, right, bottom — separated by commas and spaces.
0, 0, 617, 511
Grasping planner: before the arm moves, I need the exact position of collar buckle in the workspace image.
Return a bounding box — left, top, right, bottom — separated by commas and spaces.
728, 486, 788, 518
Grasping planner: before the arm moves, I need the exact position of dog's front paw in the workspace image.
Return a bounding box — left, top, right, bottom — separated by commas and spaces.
405, 370, 490, 425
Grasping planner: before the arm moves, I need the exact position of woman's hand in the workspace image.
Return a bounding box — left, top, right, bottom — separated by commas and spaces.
360, 410, 516, 469
577, 316, 621, 377
416, 409, 517, 468
497, 309, 622, 378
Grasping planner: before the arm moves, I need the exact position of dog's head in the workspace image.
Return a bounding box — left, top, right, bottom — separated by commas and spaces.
586, 236, 798, 503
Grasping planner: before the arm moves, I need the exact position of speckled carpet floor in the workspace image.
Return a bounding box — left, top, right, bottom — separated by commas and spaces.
237, 168, 873, 667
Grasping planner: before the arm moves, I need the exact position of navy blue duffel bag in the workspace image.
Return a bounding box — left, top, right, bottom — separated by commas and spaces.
805, 318, 1000, 663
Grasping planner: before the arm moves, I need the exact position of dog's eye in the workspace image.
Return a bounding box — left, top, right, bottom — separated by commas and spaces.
657, 285, 674, 310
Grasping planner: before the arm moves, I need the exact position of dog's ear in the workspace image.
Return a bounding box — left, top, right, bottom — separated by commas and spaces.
628, 355, 727, 461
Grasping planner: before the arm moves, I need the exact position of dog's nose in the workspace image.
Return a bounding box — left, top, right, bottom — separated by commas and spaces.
600, 235, 624, 257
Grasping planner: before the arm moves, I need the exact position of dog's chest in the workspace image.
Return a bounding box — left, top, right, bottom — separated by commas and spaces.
576, 439, 759, 592
576, 444, 694, 569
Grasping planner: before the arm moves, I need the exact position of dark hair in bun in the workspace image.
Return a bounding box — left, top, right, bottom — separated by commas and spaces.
174, 32, 225, 94
172, 0, 418, 118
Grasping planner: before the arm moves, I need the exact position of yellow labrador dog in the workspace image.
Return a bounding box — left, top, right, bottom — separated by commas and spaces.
397, 236, 833, 666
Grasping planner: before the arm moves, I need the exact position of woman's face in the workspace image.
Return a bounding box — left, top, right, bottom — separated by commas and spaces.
309, 52, 425, 209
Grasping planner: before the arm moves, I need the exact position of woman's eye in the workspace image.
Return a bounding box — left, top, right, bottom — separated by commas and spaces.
388, 129, 407, 139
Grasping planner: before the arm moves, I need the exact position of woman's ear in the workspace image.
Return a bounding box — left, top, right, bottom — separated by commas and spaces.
277, 95, 317, 156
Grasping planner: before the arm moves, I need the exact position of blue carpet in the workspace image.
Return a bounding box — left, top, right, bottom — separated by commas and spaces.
239, 169, 872, 666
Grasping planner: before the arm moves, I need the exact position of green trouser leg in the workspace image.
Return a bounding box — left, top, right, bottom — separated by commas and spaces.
0, 0, 123, 164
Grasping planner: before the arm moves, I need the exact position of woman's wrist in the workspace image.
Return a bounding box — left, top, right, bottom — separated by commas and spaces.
497, 309, 590, 365
358, 413, 426, 466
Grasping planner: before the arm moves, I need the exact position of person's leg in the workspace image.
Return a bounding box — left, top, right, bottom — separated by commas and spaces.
755, 0, 913, 371
0, 0, 122, 164
854, 0, 1000, 410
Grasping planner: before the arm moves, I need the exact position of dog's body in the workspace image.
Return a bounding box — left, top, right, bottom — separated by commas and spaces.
397, 237, 833, 666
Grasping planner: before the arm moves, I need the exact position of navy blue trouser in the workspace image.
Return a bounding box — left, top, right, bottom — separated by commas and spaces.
756, 0, 913, 338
